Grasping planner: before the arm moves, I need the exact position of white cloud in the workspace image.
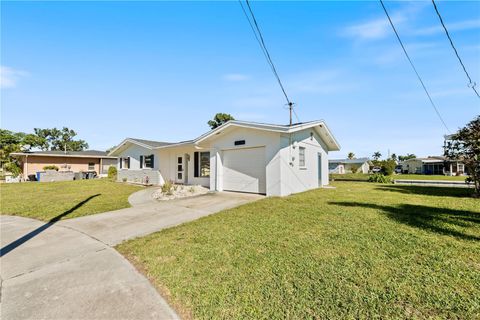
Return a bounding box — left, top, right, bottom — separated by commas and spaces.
0, 66, 28, 89
342, 2, 427, 41
223, 73, 250, 81
415, 19, 480, 36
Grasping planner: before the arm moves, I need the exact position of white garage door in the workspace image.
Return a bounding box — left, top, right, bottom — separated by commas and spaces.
223, 147, 266, 194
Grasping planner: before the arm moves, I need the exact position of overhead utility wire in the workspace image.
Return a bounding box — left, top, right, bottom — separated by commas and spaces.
431, 0, 480, 99
238, 0, 295, 112
379, 0, 450, 133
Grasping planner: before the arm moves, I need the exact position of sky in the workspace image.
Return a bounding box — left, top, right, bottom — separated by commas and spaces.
2, 1, 479, 159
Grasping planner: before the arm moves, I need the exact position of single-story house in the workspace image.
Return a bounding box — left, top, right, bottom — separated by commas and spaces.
109, 120, 340, 197
11, 150, 118, 180
328, 158, 372, 174
400, 156, 468, 175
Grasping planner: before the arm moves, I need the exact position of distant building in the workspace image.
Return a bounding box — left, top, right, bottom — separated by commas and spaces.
400, 156, 467, 176
10, 150, 117, 180
329, 158, 372, 174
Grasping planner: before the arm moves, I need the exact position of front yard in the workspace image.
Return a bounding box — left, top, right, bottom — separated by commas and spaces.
117, 182, 479, 319
0, 179, 142, 221
331, 173, 468, 181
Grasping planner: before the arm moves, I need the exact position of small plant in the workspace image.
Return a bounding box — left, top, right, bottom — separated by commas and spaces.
161, 180, 174, 195
350, 165, 358, 174
189, 186, 195, 193
368, 173, 393, 184
107, 166, 117, 180
43, 165, 59, 171
122, 177, 127, 182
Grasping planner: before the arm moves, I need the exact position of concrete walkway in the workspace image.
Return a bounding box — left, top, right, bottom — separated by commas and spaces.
1, 190, 262, 319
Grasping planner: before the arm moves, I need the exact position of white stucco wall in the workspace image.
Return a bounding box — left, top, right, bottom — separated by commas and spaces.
278, 130, 329, 196
157, 146, 210, 187
205, 127, 282, 196
115, 143, 160, 170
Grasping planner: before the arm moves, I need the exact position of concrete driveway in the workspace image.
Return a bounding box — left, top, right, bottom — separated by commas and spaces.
0, 190, 262, 319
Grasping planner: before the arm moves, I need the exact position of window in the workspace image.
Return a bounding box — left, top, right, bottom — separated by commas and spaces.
299, 147, 306, 167
200, 152, 210, 177
141, 155, 154, 169
122, 157, 130, 169
88, 162, 95, 171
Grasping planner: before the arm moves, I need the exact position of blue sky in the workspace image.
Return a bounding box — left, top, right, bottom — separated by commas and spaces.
2, 1, 479, 159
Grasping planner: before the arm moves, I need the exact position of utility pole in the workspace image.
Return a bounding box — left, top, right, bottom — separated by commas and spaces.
288, 102, 293, 126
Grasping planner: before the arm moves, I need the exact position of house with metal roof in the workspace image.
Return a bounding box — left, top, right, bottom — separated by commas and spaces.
328, 158, 372, 174
108, 119, 340, 197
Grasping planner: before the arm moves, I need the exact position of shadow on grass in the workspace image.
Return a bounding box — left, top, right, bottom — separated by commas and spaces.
330, 201, 480, 241
375, 185, 474, 198
0, 194, 100, 257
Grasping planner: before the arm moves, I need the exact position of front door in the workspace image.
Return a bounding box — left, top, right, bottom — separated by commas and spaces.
176, 155, 184, 183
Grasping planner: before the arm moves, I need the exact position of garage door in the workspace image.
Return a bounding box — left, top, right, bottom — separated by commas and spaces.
223, 147, 266, 194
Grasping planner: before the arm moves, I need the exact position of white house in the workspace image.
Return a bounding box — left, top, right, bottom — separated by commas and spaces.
109, 120, 340, 197
328, 158, 372, 174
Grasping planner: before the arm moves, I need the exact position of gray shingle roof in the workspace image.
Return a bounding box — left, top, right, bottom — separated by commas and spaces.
11, 150, 114, 158
127, 138, 173, 148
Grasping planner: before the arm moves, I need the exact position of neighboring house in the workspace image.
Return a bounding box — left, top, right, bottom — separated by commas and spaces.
401, 156, 468, 175
328, 158, 372, 174
109, 120, 340, 197
10, 150, 117, 179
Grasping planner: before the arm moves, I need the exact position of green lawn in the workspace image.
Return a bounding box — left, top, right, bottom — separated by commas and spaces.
331, 173, 467, 182
117, 182, 480, 319
0, 179, 142, 221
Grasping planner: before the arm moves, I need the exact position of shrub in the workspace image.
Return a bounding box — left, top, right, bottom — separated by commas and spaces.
368, 173, 393, 184
43, 165, 59, 171
350, 165, 358, 174
122, 177, 127, 182
161, 180, 174, 195
382, 160, 396, 176
107, 166, 117, 180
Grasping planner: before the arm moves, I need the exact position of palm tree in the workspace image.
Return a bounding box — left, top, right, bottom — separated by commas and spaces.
347, 152, 355, 160
372, 151, 382, 161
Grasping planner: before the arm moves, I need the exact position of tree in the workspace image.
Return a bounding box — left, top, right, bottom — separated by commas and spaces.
398, 154, 416, 161
347, 152, 355, 160
444, 115, 480, 197
390, 153, 398, 161
33, 127, 88, 151
372, 151, 382, 161
208, 113, 235, 130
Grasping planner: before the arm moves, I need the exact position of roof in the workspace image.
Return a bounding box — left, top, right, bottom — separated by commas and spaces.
109, 119, 341, 155
10, 150, 116, 159
127, 138, 172, 148
329, 157, 371, 164
194, 120, 341, 151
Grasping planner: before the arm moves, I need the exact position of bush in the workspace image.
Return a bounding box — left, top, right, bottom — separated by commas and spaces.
382, 160, 396, 176
368, 173, 393, 184
108, 166, 117, 180
43, 165, 59, 171
350, 165, 358, 174
161, 180, 174, 195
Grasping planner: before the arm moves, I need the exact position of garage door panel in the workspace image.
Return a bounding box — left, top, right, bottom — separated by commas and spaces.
223, 147, 266, 194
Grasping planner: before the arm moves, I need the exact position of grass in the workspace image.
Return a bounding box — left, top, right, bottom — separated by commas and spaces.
117, 182, 480, 319
331, 173, 467, 182
0, 179, 142, 221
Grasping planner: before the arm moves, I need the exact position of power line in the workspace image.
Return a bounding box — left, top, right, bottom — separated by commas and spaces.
431, 0, 480, 99
379, 0, 450, 133
238, 0, 300, 125
243, 0, 291, 104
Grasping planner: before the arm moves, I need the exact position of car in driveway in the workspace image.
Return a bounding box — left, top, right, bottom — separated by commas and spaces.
371, 166, 382, 173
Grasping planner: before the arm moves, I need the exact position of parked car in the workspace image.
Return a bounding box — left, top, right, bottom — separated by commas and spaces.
395, 165, 403, 174
371, 166, 382, 173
